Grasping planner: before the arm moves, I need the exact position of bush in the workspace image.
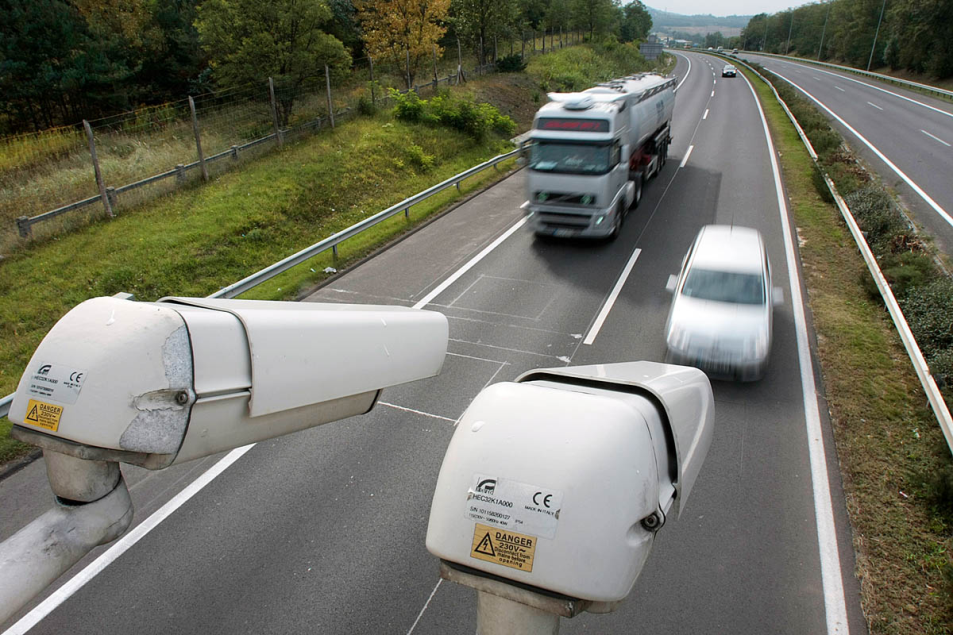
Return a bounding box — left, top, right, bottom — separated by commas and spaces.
929, 347, 953, 390
870, 251, 937, 299
391, 89, 425, 122
405, 143, 435, 171
902, 277, 953, 352
391, 89, 515, 141
846, 187, 910, 250
357, 86, 378, 116
496, 54, 527, 73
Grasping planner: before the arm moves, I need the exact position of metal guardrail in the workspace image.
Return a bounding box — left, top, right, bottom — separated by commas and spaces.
0, 148, 520, 421
739, 50, 953, 102
732, 55, 953, 452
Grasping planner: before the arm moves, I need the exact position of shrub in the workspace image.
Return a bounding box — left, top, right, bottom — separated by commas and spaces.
405, 143, 435, 171
846, 187, 909, 250
391, 89, 425, 122
929, 347, 953, 390
496, 54, 527, 73
902, 277, 953, 352
391, 89, 514, 141
357, 87, 377, 116
872, 251, 937, 299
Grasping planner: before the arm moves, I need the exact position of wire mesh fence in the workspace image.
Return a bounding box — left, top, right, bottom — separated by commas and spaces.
0, 31, 587, 253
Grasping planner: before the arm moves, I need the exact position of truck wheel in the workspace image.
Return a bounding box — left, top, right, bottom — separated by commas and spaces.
609, 203, 624, 240
660, 142, 668, 167
631, 176, 643, 209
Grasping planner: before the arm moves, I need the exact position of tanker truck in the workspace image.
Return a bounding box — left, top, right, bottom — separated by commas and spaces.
521, 73, 676, 239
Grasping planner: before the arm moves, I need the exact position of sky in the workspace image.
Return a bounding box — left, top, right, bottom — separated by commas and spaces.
647, 0, 805, 17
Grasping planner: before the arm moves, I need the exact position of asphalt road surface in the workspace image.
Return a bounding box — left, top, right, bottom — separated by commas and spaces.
0, 52, 866, 635
739, 51, 953, 258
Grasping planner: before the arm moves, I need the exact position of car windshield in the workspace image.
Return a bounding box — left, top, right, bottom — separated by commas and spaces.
681, 268, 764, 305
529, 142, 611, 175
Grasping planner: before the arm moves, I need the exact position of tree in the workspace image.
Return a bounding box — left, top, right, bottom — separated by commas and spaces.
620, 1, 651, 43
358, 0, 449, 87
452, 0, 517, 65
197, 0, 350, 125
570, 0, 614, 40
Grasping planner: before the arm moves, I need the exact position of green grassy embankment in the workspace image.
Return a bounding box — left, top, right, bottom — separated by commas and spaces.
0, 44, 671, 465
742, 63, 953, 634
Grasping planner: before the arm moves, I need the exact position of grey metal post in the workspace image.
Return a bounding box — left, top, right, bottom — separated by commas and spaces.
785, 11, 794, 55
369, 57, 376, 103
867, 0, 887, 71
433, 44, 439, 84
231, 144, 239, 161
268, 77, 283, 147
477, 592, 560, 635
458, 38, 463, 71
0, 452, 133, 626
818, 1, 832, 60
176, 164, 186, 182
106, 187, 117, 208
406, 49, 412, 89
325, 65, 335, 128
83, 120, 113, 219
188, 96, 209, 182
16, 216, 32, 238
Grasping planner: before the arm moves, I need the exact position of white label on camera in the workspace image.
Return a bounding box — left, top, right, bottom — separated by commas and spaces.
466, 474, 563, 539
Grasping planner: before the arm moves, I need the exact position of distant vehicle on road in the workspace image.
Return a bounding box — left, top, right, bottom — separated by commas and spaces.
664, 225, 783, 381
732, 48, 739, 55
722, 65, 737, 77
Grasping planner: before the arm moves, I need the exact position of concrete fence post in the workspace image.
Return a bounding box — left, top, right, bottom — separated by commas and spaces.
175, 164, 186, 182
325, 65, 335, 129
268, 77, 283, 147
83, 120, 113, 219
188, 96, 209, 182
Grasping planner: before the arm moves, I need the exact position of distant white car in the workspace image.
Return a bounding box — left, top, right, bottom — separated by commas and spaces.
664, 225, 783, 381
722, 65, 737, 77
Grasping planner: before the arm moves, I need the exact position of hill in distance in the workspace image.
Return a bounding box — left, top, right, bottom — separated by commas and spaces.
646, 6, 752, 37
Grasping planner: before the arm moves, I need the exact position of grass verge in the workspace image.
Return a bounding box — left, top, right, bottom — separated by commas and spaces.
743, 63, 953, 634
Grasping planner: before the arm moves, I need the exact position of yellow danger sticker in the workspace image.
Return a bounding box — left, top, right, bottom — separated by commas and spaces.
470, 523, 536, 572
24, 399, 63, 432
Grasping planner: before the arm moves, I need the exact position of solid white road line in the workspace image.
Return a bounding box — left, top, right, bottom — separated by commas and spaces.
921, 129, 951, 147
405, 579, 442, 635
703, 108, 710, 120
413, 217, 528, 309
868, 101, 883, 110
774, 72, 953, 229
674, 52, 692, 92
742, 70, 849, 635
582, 248, 642, 345
2, 444, 256, 635
711, 90, 715, 97
679, 145, 694, 168
378, 402, 456, 423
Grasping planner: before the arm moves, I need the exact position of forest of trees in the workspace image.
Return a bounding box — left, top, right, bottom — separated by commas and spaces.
742, 0, 953, 78
0, 0, 652, 135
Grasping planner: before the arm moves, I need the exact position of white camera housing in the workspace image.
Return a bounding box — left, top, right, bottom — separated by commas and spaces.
426, 361, 713, 603
10, 296, 448, 468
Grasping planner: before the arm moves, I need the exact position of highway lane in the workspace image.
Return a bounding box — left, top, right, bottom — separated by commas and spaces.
1, 52, 862, 634
740, 52, 953, 256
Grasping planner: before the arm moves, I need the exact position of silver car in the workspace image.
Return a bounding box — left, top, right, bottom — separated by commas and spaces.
722, 65, 737, 77
664, 226, 783, 381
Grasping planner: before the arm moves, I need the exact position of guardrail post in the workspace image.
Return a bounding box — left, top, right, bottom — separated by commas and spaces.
332, 245, 338, 258
405, 205, 410, 219
83, 120, 114, 219
231, 145, 239, 161
269, 77, 283, 147
325, 65, 335, 129
188, 96, 209, 182
106, 187, 117, 209
16, 216, 32, 238
176, 164, 186, 182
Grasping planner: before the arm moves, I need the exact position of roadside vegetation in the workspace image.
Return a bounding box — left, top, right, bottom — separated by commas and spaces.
0, 43, 668, 462
741, 60, 953, 633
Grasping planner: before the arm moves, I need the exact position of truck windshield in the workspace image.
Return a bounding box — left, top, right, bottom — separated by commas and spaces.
529, 142, 611, 175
